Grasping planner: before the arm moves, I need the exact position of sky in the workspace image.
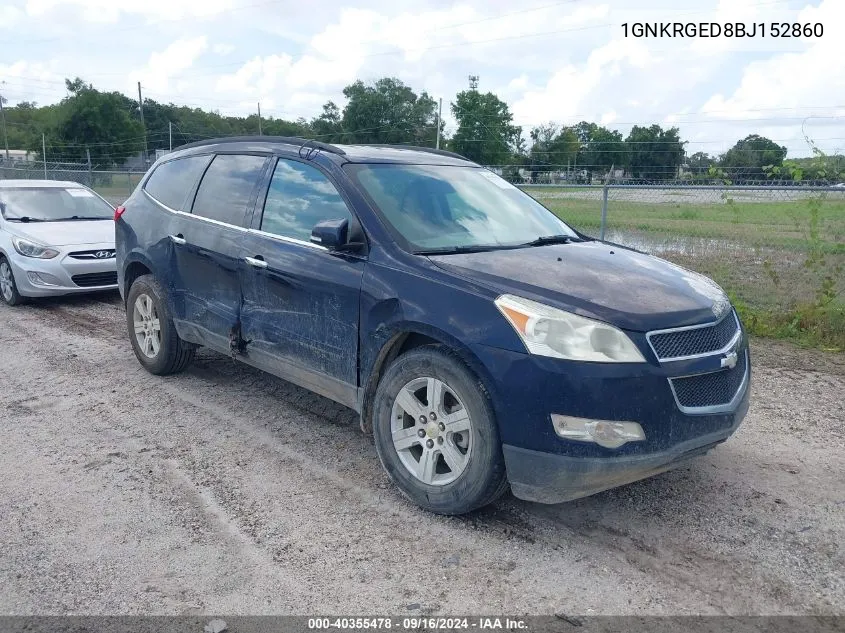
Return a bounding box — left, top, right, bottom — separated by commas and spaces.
1, 0, 844, 158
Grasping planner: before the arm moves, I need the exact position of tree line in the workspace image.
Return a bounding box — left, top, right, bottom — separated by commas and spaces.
2, 76, 842, 183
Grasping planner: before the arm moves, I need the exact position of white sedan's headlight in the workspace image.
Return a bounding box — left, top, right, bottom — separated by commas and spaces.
12, 237, 59, 259
495, 294, 646, 363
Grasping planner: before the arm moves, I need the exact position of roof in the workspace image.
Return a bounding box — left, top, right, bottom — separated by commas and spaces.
0, 180, 91, 189
333, 144, 474, 166
168, 137, 476, 167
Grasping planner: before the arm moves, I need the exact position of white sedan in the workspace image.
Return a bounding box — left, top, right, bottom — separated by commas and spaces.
0, 180, 118, 306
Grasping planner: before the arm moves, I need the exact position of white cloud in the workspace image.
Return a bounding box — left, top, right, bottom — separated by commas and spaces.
511, 38, 655, 123
700, 0, 845, 119
129, 36, 209, 93
25, 0, 233, 22
213, 43, 235, 56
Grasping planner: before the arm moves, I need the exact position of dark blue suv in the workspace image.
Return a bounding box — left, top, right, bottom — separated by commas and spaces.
115, 137, 750, 515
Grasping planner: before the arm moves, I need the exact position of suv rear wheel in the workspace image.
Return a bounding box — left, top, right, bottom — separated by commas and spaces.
372, 345, 508, 514
127, 274, 195, 375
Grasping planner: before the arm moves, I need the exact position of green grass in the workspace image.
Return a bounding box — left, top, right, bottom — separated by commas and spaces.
93, 173, 144, 204
526, 188, 845, 351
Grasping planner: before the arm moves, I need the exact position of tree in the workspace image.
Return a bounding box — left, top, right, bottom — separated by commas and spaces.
450, 76, 520, 165
309, 102, 342, 142
687, 151, 714, 174
720, 135, 787, 180
528, 122, 578, 176
582, 126, 627, 176
331, 77, 438, 145
625, 124, 685, 181
46, 78, 145, 164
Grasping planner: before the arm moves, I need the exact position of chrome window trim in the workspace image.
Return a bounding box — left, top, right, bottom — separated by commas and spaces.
646, 310, 741, 362
668, 349, 749, 415
143, 189, 249, 232
247, 228, 328, 251
143, 189, 329, 250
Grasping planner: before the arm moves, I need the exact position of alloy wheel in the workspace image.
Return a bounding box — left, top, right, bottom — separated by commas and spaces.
390, 376, 472, 486
0, 262, 14, 303
132, 293, 161, 358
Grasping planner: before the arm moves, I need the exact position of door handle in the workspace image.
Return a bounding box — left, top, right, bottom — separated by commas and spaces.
170, 234, 186, 245
244, 256, 268, 269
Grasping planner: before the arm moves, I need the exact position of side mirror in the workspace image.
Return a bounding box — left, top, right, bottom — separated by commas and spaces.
311, 218, 349, 249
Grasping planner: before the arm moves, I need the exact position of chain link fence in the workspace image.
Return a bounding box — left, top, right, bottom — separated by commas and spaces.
0, 161, 144, 205
522, 183, 845, 345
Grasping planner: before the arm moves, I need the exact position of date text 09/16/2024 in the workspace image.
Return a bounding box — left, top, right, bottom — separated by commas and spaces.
307, 617, 527, 630
622, 22, 823, 38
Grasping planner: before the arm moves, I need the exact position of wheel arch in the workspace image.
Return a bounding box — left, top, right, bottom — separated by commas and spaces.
121, 252, 157, 306
359, 323, 500, 435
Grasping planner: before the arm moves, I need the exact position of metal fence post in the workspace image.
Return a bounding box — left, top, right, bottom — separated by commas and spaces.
128, 170, 132, 199
600, 184, 609, 240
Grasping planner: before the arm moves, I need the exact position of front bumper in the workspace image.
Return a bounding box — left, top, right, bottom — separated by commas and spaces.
9, 244, 117, 297
472, 327, 751, 504
503, 389, 748, 503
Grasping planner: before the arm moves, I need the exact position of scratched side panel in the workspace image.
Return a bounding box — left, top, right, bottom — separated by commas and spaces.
239, 232, 365, 387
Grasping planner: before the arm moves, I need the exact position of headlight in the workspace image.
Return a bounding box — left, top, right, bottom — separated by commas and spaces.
12, 237, 59, 259
494, 294, 646, 363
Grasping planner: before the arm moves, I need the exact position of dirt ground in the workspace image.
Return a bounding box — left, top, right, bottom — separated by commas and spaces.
0, 292, 843, 616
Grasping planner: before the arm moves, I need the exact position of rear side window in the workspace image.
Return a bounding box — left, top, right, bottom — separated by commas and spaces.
144, 155, 210, 210
191, 154, 267, 226
260, 158, 353, 242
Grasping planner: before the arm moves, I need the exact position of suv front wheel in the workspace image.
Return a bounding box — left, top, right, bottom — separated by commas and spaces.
126, 274, 195, 375
372, 345, 508, 514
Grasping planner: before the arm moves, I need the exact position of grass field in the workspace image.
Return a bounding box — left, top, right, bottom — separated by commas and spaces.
93, 173, 143, 205
526, 186, 845, 350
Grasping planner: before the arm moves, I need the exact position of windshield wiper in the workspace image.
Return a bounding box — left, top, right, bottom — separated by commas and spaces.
414, 244, 519, 255
6, 216, 45, 223
522, 234, 579, 247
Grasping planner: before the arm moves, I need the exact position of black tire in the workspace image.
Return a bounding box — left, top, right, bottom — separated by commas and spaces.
372, 345, 508, 515
0, 256, 26, 306
126, 274, 195, 375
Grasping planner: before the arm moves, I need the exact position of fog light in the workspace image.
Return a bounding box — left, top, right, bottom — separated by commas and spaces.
27, 271, 62, 286
551, 415, 645, 449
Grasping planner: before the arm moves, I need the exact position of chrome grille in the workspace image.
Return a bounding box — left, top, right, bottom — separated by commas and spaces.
648, 311, 739, 361
670, 350, 748, 412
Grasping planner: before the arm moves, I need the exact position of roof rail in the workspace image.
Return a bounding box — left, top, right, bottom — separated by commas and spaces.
174, 136, 346, 156
363, 144, 471, 162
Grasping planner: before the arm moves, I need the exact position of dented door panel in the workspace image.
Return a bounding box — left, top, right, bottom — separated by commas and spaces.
170, 220, 248, 351
239, 231, 365, 392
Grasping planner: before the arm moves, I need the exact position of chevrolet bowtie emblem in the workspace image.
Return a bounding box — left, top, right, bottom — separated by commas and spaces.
721, 351, 738, 369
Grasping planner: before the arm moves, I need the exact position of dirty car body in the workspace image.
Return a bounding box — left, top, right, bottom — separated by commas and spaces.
116, 137, 750, 512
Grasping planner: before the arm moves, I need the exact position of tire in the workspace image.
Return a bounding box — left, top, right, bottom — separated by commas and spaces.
126, 274, 195, 375
372, 345, 508, 515
0, 256, 26, 306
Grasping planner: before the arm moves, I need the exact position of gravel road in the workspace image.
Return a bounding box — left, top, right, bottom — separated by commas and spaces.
1, 292, 843, 616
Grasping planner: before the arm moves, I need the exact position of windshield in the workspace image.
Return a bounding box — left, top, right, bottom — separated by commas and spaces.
0, 187, 114, 221
347, 164, 578, 252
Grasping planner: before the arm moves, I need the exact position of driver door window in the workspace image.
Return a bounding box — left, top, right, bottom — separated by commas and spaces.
260, 158, 353, 243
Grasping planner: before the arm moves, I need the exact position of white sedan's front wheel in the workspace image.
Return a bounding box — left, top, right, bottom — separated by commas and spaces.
0, 257, 25, 306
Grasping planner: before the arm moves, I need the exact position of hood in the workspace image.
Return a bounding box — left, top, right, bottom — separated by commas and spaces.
7, 219, 115, 247
428, 241, 730, 332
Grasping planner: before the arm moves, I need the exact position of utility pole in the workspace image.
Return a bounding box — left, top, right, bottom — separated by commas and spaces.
435, 98, 442, 150
137, 82, 148, 163
0, 89, 9, 162
257, 102, 262, 135
169, 120, 172, 152
42, 133, 47, 178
